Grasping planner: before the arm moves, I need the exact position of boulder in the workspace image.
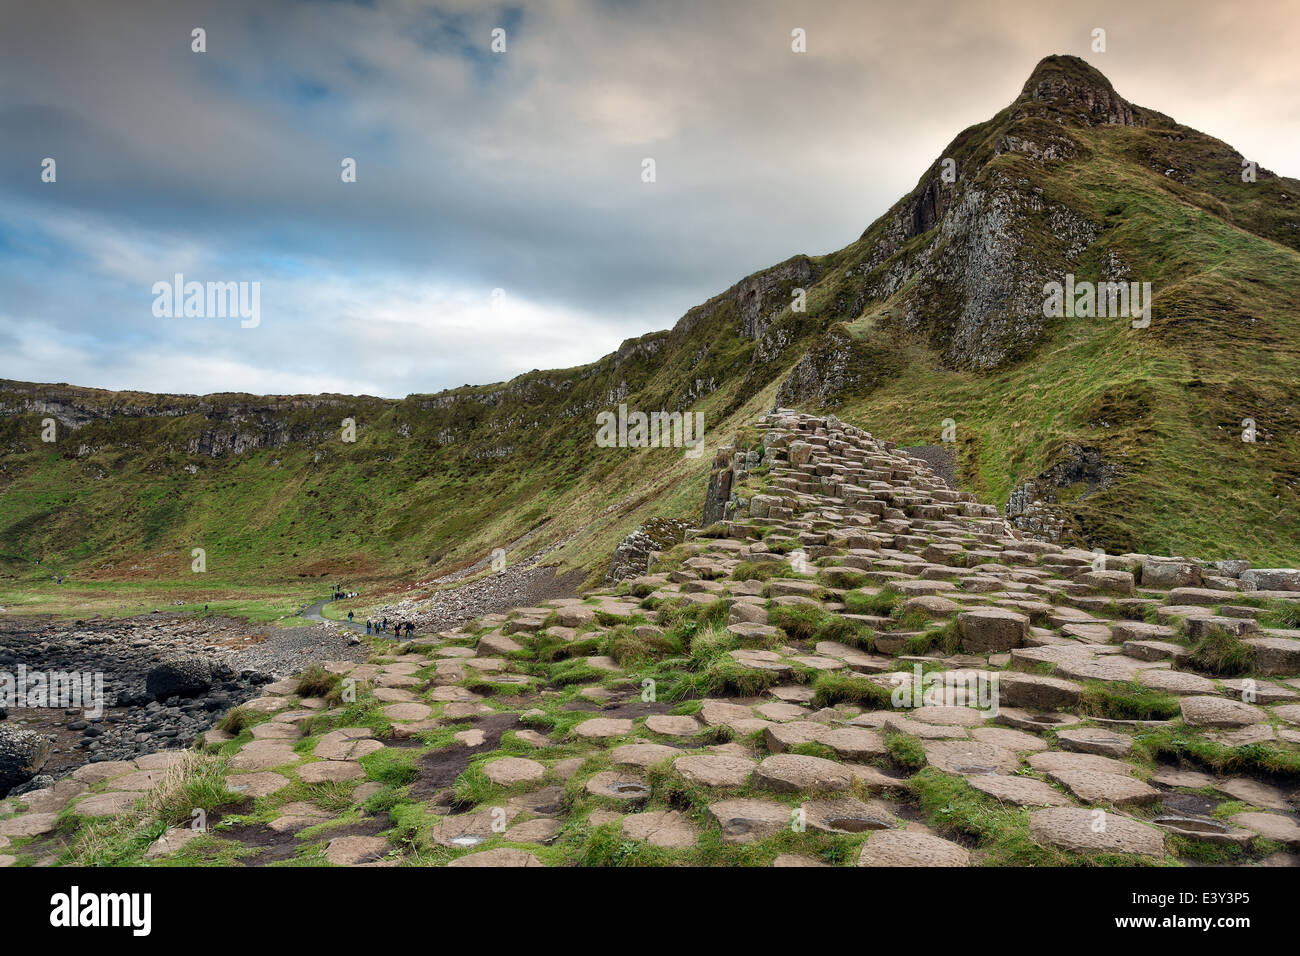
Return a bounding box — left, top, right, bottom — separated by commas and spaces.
0, 727, 53, 795
957, 608, 1029, 653
1179, 695, 1264, 728
1029, 808, 1165, 857
145, 657, 213, 700
1140, 558, 1202, 589
1240, 569, 1300, 592
858, 831, 969, 866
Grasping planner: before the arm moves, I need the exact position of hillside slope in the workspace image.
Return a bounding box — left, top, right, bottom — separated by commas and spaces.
1, 54, 1297, 608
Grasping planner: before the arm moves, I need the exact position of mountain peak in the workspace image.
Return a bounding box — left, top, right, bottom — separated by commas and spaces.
1016, 54, 1140, 126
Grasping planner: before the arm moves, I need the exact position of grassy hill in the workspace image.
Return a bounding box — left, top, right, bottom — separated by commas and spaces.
2, 55, 1297, 615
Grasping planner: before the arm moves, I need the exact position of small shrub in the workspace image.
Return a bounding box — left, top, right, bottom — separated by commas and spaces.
296, 664, 342, 698
1186, 626, 1255, 676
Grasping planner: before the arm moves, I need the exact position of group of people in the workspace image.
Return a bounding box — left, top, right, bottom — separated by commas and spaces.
366, 618, 414, 637
331, 585, 412, 638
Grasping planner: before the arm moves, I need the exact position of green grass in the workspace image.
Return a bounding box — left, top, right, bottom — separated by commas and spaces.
1185, 626, 1256, 676
1136, 726, 1300, 780
1078, 681, 1181, 721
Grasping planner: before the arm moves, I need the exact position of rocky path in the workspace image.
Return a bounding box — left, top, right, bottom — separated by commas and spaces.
302, 598, 368, 635
3, 409, 1298, 868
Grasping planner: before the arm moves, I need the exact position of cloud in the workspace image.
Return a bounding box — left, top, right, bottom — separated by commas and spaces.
0, 0, 1296, 397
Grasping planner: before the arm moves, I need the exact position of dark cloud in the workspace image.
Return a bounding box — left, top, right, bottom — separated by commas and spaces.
0, 0, 1295, 396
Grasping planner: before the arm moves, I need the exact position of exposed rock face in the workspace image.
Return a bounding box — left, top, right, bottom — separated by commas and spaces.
1013, 54, 1151, 129
605, 517, 690, 582
0, 727, 53, 795
1005, 444, 1120, 543
674, 256, 821, 343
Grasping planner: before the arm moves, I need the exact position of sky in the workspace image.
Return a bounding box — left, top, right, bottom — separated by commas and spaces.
1, 0, 1297, 399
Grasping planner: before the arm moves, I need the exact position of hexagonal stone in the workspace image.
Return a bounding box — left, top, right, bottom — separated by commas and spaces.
584, 771, 651, 802
644, 715, 701, 737
1029, 808, 1165, 856
910, 705, 988, 727
1122, 640, 1188, 663
968, 774, 1073, 807
957, 608, 1029, 653
673, 754, 756, 788
921, 740, 1019, 776
1076, 570, 1136, 595
134, 751, 187, 770
753, 754, 853, 793
1209, 724, 1277, 747
251, 721, 301, 739
1217, 777, 1294, 811
622, 810, 699, 848
1228, 812, 1300, 848
882, 714, 968, 739
770, 685, 815, 703
224, 771, 292, 798
764, 721, 830, 752
1243, 636, 1300, 676
1053, 655, 1151, 682
228, 741, 298, 771
506, 818, 562, 844
15, 779, 87, 814
1046, 769, 1160, 807
609, 743, 680, 768
447, 848, 543, 867
858, 831, 970, 867
1027, 751, 1135, 777
482, 757, 546, 787
996, 672, 1082, 710
699, 699, 758, 728
707, 798, 793, 844
969, 727, 1049, 752
144, 827, 203, 859
241, 696, 290, 714
0, 812, 60, 837
900, 595, 960, 618
267, 802, 331, 833
315, 729, 384, 761
429, 808, 519, 847
1137, 670, 1218, 695
822, 727, 887, 759
802, 796, 901, 834
105, 769, 166, 792
1150, 768, 1217, 789
298, 761, 365, 784
73, 792, 140, 818
384, 702, 433, 721
755, 702, 809, 722
1056, 728, 1134, 758
728, 622, 781, 644
572, 718, 634, 739
730, 650, 793, 674
996, 708, 1081, 732
772, 854, 830, 867
1179, 695, 1264, 728
69, 760, 136, 785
